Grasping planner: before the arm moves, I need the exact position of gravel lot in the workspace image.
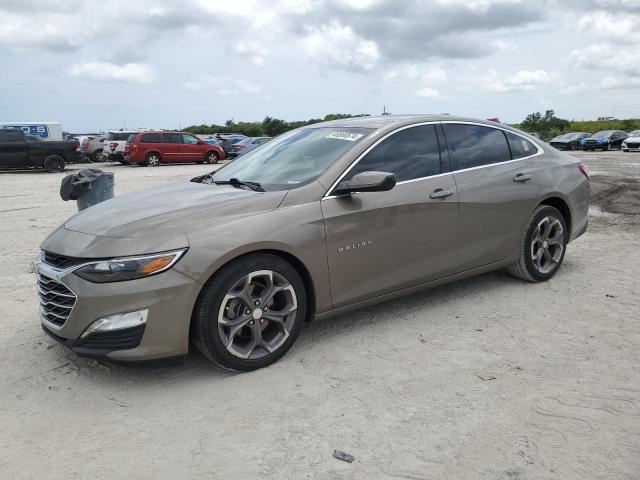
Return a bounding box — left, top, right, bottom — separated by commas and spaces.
1, 153, 639, 479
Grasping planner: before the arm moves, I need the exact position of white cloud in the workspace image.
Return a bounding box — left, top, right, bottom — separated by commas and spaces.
571, 44, 640, 77
578, 12, 640, 44
235, 40, 268, 66
183, 75, 265, 96
416, 87, 440, 99
301, 21, 381, 71
601, 76, 640, 90
487, 69, 551, 93
69, 62, 155, 83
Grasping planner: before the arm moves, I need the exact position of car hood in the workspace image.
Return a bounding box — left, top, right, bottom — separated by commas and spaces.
63, 181, 287, 238
625, 136, 640, 142
585, 136, 609, 142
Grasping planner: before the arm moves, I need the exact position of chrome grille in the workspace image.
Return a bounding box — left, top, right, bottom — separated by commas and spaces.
37, 274, 76, 327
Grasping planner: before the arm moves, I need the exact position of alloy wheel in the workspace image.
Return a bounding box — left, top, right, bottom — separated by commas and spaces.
217, 270, 297, 359
147, 154, 160, 166
530, 216, 564, 274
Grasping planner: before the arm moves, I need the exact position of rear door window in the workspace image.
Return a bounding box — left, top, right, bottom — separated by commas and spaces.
343, 125, 441, 183
505, 131, 538, 159
141, 133, 163, 143
443, 124, 511, 170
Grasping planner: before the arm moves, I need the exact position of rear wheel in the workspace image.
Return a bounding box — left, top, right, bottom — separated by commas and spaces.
507, 205, 567, 282
43, 155, 65, 173
191, 254, 307, 371
606, 143, 612, 151
92, 149, 103, 162
145, 152, 161, 167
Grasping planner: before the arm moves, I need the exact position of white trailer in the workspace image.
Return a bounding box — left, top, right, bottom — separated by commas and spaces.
0, 122, 63, 141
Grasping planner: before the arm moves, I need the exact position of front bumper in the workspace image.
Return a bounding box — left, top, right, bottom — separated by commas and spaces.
35, 255, 201, 362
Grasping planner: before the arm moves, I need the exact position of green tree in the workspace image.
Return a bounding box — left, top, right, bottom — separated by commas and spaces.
262, 116, 288, 136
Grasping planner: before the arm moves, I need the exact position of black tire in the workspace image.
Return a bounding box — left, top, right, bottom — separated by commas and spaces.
206, 151, 220, 164
606, 143, 612, 151
92, 149, 103, 162
43, 155, 65, 173
191, 253, 307, 371
145, 152, 161, 167
507, 205, 568, 282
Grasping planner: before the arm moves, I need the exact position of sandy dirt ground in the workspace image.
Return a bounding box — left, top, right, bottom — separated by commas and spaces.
0, 153, 639, 480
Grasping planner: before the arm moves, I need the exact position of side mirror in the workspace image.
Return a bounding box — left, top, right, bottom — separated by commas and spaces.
333, 171, 396, 196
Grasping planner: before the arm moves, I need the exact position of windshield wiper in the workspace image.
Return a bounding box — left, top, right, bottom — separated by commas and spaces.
213, 177, 264, 192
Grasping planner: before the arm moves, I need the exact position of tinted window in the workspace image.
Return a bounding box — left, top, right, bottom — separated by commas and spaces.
164, 133, 182, 144
443, 124, 511, 170
182, 134, 198, 144
108, 132, 135, 141
505, 131, 537, 159
344, 125, 441, 183
0, 129, 25, 143
141, 133, 163, 143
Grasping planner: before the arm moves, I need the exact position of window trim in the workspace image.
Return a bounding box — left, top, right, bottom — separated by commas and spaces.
441, 121, 543, 172
324, 122, 445, 198
323, 121, 543, 199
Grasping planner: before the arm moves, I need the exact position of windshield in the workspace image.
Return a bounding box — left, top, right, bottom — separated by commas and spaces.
592, 131, 614, 138
210, 127, 374, 191
629, 130, 640, 137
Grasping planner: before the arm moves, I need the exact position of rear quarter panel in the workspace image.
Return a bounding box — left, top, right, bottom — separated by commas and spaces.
528, 149, 590, 241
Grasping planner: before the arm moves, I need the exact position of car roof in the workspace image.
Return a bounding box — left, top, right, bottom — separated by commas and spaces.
301, 114, 508, 131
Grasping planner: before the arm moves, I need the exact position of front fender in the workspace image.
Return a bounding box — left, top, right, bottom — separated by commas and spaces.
177, 201, 333, 314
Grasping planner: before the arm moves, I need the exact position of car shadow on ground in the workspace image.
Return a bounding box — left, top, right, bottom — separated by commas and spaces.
46, 267, 531, 387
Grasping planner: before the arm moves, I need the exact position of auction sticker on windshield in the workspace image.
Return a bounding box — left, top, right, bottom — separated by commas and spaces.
326, 131, 364, 141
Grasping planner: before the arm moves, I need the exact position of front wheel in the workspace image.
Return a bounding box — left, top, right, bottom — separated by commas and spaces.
191, 254, 307, 371
507, 205, 568, 282
206, 151, 220, 164
43, 155, 65, 173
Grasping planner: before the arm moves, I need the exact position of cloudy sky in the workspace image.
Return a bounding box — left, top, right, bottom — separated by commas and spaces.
1, 0, 639, 132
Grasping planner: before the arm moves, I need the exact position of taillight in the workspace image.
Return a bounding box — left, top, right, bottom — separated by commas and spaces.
75, 141, 80, 151
578, 163, 589, 178
132, 143, 139, 153
110, 142, 118, 151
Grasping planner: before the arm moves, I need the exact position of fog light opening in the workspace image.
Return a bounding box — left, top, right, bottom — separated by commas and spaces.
81, 309, 148, 339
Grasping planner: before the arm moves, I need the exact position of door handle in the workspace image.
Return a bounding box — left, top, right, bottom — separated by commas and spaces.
513, 174, 532, 183
429, 188, 454, 199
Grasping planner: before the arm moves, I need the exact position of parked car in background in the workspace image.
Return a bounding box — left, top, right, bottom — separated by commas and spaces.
217, 134, 248, 155
124, 131, 225, 166
84, 136, 106, 161
549, 132, 591, 151
581, 130, 628, 151
0, 128, 79, 172
622, 130, 640, 152
198, 135, 220, 145
227, 137, 271, 157
105, 130, 140, 163
36, 115, 589, 370
78, 136, 97, 161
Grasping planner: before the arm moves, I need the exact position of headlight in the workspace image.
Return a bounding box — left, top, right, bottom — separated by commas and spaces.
74, 249, 186, 283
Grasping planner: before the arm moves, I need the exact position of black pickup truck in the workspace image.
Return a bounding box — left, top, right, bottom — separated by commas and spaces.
0, 129, 79, 172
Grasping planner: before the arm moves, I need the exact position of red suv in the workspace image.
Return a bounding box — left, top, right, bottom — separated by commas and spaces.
124, 131, 225, 167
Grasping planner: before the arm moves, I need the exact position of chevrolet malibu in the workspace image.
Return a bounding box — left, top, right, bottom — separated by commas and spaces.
35, 115, 590, 371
